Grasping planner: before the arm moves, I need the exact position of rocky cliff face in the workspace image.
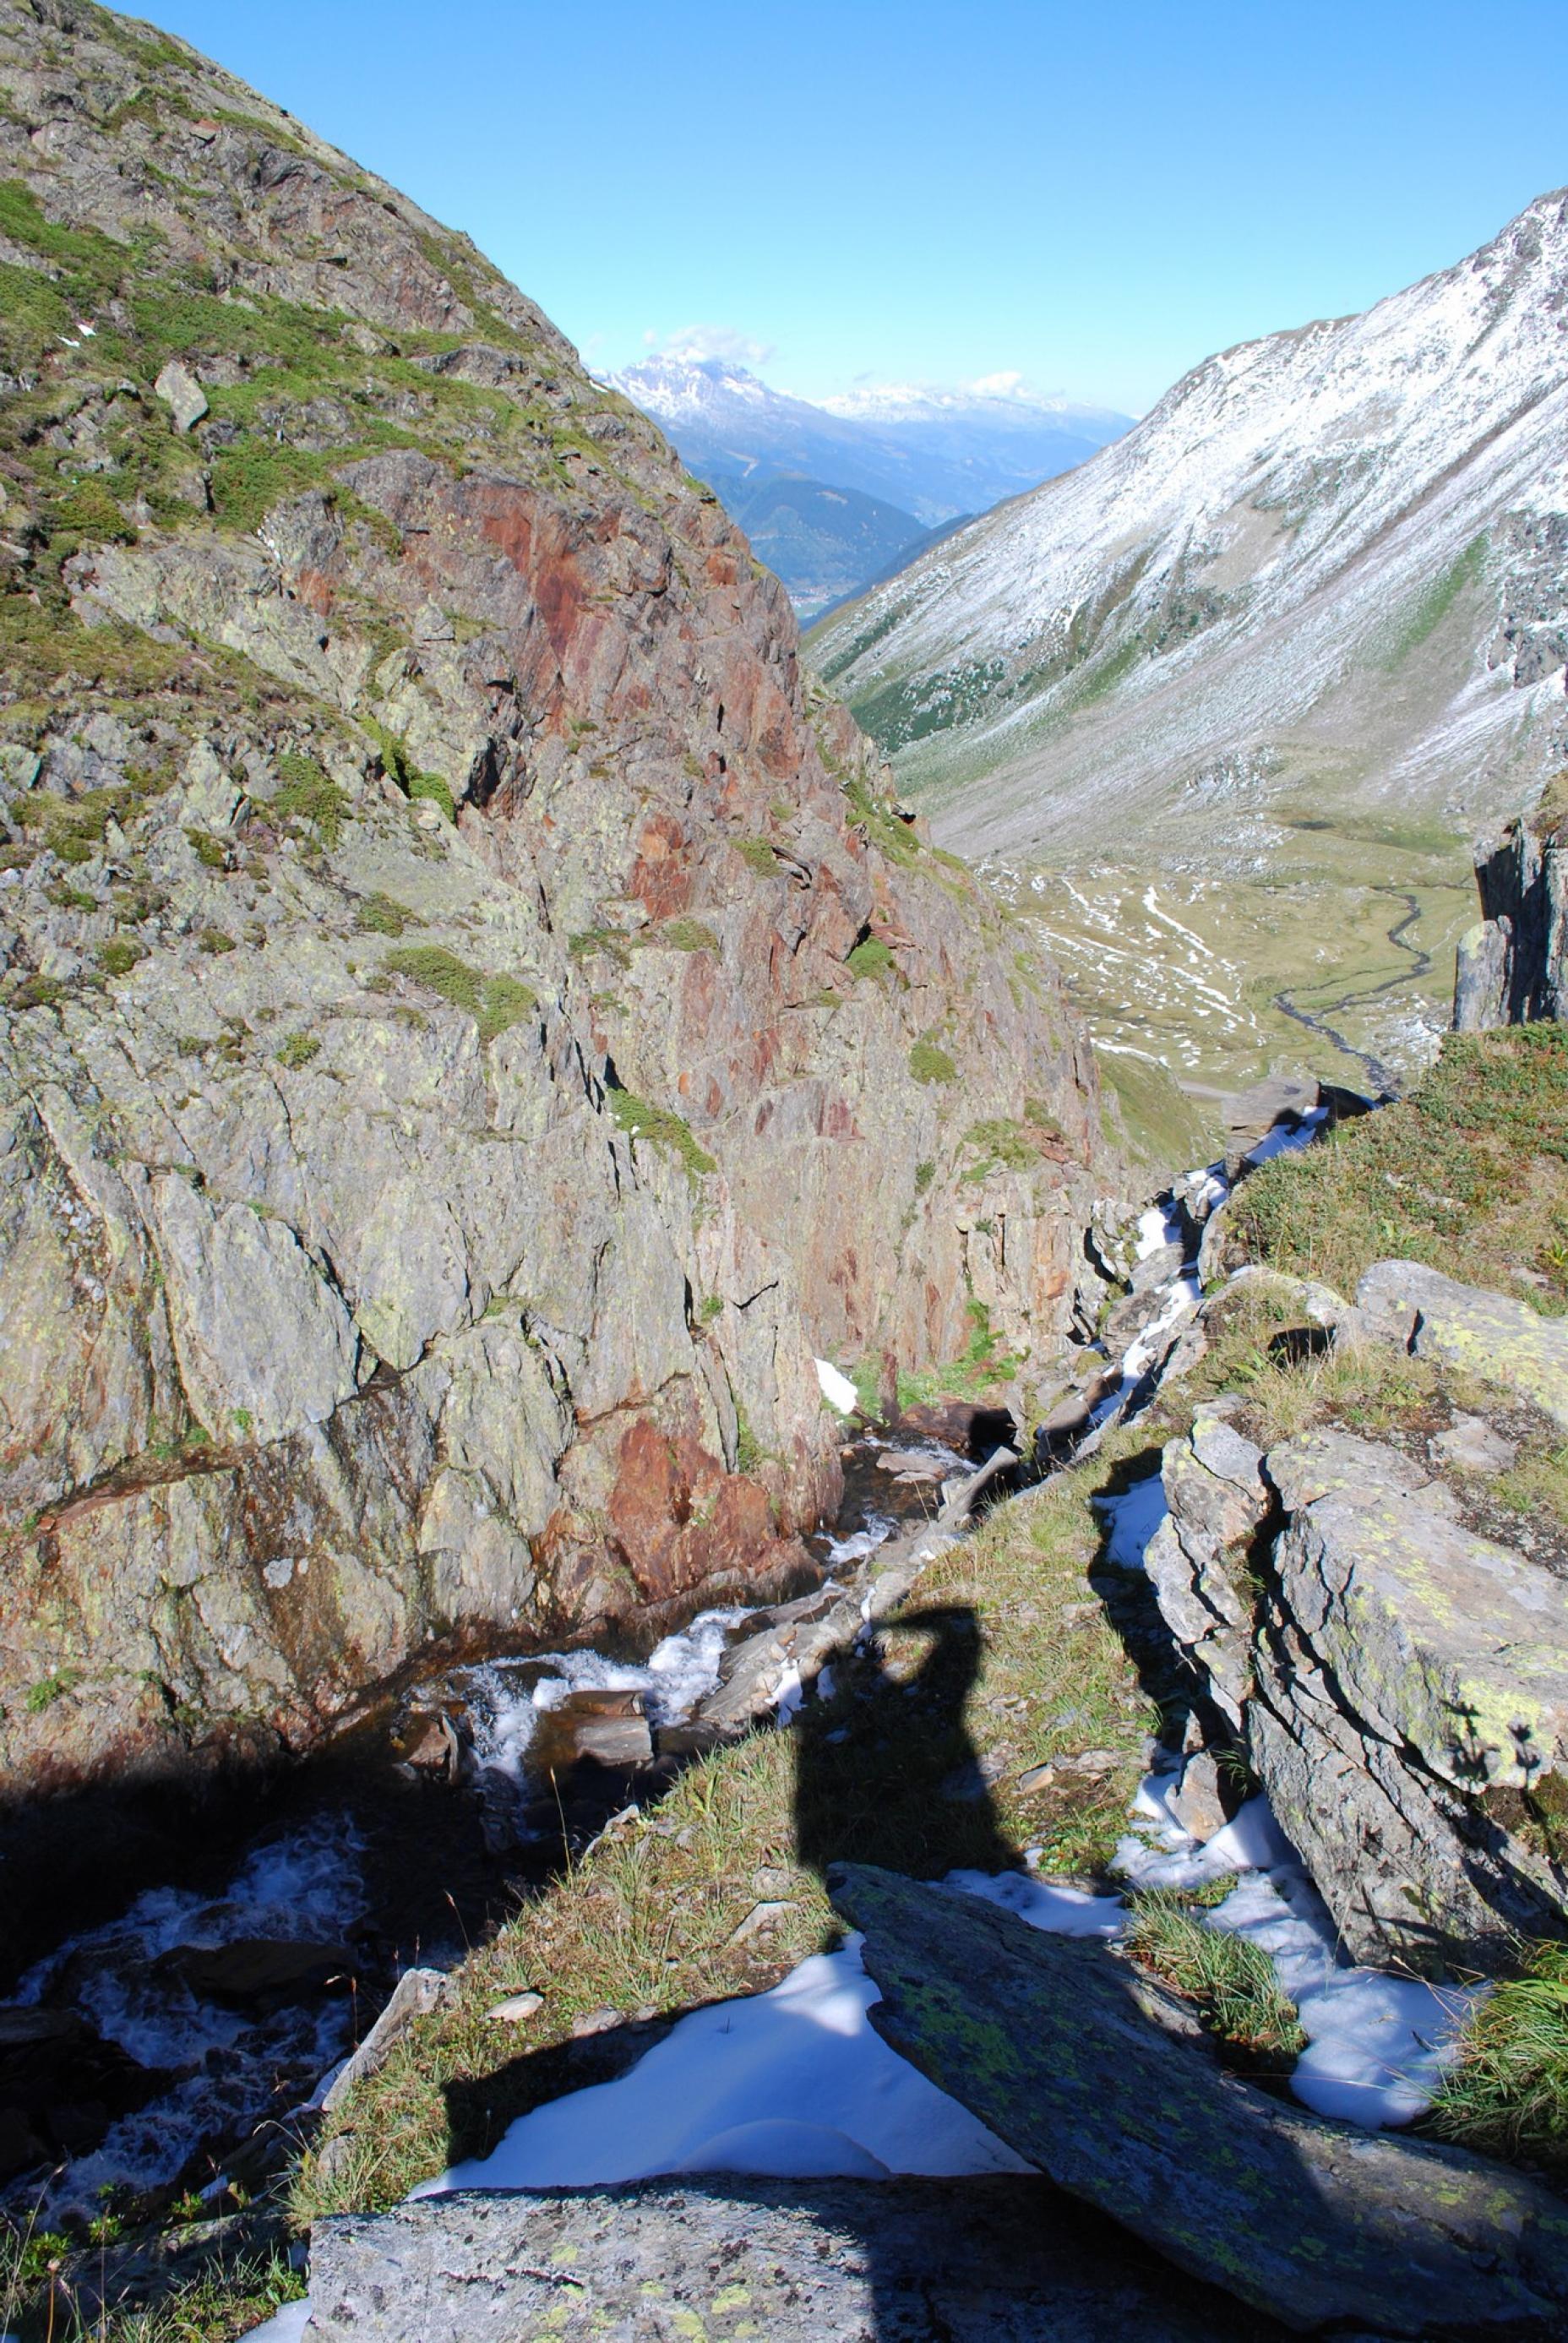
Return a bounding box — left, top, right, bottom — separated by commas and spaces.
1453, 782, 1568, 1028
0, 0, 1109, 1798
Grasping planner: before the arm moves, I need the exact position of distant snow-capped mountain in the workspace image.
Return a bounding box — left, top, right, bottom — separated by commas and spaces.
810, 189, 1568, 867
608, 357, 1131, 529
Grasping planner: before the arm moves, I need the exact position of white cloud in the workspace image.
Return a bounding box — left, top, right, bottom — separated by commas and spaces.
645, 323, 778, 369
967, 368, 1026, 399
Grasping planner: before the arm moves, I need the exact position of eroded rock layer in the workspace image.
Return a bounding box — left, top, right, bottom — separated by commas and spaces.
0, 0, 1109, 1795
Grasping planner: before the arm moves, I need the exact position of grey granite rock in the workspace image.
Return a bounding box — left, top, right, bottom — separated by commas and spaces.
834, 1862, 1568, 2338
299, 2176, 1284, 2341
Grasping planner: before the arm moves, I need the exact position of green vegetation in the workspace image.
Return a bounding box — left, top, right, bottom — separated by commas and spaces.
896, 1297, 1024, 1409
384, 946, 536, 1045
605, 1085, 716, 1178
960, 1114, 1062, 1180
24, 1670, 79, 1714
567, 926, 633, 970
1233, 1027, 1568, 1312
843, 773, 925, 868
909, 1038, 958, 1086
734, 836, 779, 878
914, 1158, 935, 1193
660, 917, 720, 953
274, 1033, 320, 1070
846, 936, 896, 980
1124, 1889, 1306, 2061
271, 753, 348, 849
0, 2231, 306, 2343
1431, 1938, 1568, 2171
354, 892, 418, 936
184, 828, 228, 871
97, 936, 144, 978
196, 926, 234, 956
1377, 533, 1488, 671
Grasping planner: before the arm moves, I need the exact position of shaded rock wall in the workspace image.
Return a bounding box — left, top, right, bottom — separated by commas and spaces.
1453, 788, 1568, 1027
0, 0, 1110, 1795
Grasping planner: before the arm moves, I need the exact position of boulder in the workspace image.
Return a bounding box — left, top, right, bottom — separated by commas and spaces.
321, 1967, 453, 2117
1357, 1260, 1568, 1430
1452, 806, 1568, 1030
161, 1938, 357, 2007
832, 1863, 1568, 2338
300, 2174, 1280, 2340
1147, 1406, 1568, 1970
1247, 1427, 1568, 1968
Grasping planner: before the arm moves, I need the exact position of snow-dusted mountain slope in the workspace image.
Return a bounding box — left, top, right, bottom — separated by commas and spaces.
610, 357, 1130, 526
809, 190, 1568, 868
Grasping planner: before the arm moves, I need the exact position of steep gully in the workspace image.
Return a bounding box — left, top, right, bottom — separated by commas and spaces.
2, 1111, 1332, 2231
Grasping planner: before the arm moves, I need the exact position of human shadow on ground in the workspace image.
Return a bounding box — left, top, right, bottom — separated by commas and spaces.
434, 1599, 1291, 2339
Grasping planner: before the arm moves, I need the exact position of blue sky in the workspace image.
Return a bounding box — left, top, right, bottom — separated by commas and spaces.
154, 1, 1565, 414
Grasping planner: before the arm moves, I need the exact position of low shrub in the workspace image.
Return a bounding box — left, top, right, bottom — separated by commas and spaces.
275, 1033, 321, 1070
272, 752, 348, 848
606, 1085, 716, 1178
910, 1038, 958, 1086
384, 946, 535, 1044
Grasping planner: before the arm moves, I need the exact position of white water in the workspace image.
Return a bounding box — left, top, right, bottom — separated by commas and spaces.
462, 1607, 754, 1779
11, 1813, 364, 2220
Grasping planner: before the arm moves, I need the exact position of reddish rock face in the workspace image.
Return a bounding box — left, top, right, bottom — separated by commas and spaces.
0, 2, 1116, 1799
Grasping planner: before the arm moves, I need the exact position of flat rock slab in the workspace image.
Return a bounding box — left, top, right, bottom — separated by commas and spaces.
1358, 1259, 1568, 1430
302, 2176, 1286, 2340
831, 1863, 1568, 2337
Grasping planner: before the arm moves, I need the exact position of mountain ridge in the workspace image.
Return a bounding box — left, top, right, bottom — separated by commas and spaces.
812, 186, 1568, 860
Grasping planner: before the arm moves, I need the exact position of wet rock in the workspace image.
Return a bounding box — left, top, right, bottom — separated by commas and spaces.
0, 2005, 166, 2178
161, 1938, 357, 2007
400, 1713, 462, 1776
530, 1690, 654, 1774
833, 1862, 1568, 2338
301, 2174, 1281, 2341
1357, 1259, 1568, 1430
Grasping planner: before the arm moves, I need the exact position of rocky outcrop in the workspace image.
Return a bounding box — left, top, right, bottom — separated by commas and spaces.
0, 3, 1109, 1795
1453, 788, 1568, 1027
298, 2176, 1273, 2342
1146, 1315, 1568, 1971
1357, 1257, 1568, 1430
833, 1862, 1568, 2338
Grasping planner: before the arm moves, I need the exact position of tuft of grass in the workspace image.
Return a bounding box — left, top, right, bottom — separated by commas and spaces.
274, 1033, 320, 1071
1430, 1938, 1568, 2171
734, 836, 779, 878
383, 946, 535, 1045
197, 927, 235, 956
97, 936, 145, 978
846, 936, 896, 980
24, 1670, 80, 1715
659, 917, 720, 954
354, 892, 419, 936
606, 1085, 716, 1178
1232, 1027, 1568, 1314
897, 1298, 1023, 1409
184, 828, 228, 871
909, 1038, 958, 1087
1124, 1889, 1306, 2060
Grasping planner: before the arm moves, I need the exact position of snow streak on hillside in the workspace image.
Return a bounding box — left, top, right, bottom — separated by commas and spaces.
812, 191, 1568, 867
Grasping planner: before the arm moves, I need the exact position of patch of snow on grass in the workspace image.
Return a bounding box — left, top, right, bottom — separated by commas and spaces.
420, 1941, 1031, 2193
816, 1356, 860, 1414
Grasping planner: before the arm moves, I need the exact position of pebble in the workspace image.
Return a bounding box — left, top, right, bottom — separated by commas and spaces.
570, 2006, 624, 2038
488, 1992, 543, 2024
